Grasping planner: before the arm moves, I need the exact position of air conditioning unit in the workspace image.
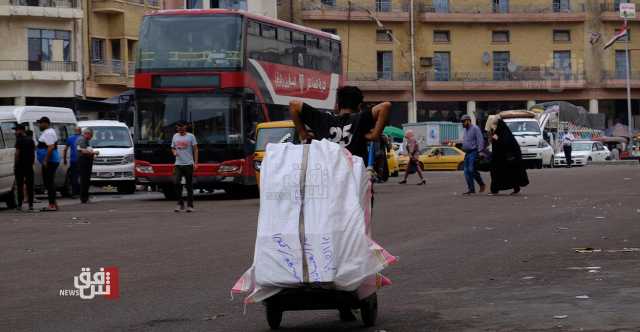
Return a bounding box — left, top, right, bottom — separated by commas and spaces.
420, 57, 433, 67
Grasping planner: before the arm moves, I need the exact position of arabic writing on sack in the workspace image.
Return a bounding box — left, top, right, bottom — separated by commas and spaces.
266, 163, 328, 201
59, 267, 119, 300
272, 233, 301, 282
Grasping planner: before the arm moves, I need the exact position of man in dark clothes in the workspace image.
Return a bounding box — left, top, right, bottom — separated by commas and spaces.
486, 116, 529, 195
14, 124, 35, 211
289, 86, 390, 164
76, 128, 98, 203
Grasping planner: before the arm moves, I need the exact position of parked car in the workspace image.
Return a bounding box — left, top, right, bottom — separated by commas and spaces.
554, 140, 610, 167
0, 106, 77, 196
78, 121, 136, 194
399, 146, 466, 171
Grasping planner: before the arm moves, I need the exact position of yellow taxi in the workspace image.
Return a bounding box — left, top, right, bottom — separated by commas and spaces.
253, 121, 297, 186
387, 147, 400, 177
398, 146, 466, 171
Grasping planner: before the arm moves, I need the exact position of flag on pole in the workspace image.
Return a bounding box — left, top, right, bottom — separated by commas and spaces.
604, 22, 629, 49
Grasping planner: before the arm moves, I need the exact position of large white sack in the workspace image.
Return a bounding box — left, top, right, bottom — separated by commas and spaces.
233, 140, 394, 303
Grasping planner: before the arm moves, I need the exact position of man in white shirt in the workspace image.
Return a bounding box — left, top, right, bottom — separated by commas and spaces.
561, 128, 575, 168
36, 117, 60, 211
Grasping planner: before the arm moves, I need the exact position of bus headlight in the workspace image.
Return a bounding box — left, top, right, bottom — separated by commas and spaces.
136, 165, 154, 174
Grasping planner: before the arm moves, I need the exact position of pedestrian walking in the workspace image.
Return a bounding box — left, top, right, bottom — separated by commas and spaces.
485, 115, 529, 195
461, 115, 486, 195
171, 122, 199, 213
14, 124, 35, 211
399, 130, 425, 185
63, 127, 82, 198
561, 128, 575, 168
36, 117, 60, 211
76, 128, 98, 204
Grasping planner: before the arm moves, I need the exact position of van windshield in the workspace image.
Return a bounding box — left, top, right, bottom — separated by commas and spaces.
90, 126, 133, 148
506, 121, 540, 135
256, 127, 297, 151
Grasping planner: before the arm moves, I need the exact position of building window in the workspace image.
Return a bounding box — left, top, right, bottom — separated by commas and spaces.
553, 50, 572, 79
614, 0, 630, 11
376, 29, 393, 42
91, 38, 105, 63
433, 52, 450, 81
553, 0, 570, 12
432, 0, 449, 13
211, 0, 247, 9
492, 0, 509, 13
321, 28, 337, 35
321, 0, 335, 6
492, 30, 510, 43
616, 50, 629, 79
553, 30, 571, 42
433, 30, 450, 43
493, 51, 510, 80
186, 0, 203, 9
377, 51, 393, 80
27, 29, 71, 71
376, 0, 391, 12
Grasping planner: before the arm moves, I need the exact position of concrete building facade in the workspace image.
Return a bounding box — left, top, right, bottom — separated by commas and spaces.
84, 0, 161, 100
163, 0, 277, 18
0, 0, 84, 107
280, 0, 640, 129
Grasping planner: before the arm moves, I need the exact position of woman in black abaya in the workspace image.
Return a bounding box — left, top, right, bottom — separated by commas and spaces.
485, 115, 529, 195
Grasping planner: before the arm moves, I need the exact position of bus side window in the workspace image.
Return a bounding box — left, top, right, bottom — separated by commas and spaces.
247, 20, 259, 36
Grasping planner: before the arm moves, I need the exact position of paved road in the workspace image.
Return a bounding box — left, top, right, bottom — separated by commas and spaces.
1, 166, 639, 332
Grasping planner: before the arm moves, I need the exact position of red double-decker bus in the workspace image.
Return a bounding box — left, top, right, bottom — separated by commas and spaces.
133, 9, 342, 198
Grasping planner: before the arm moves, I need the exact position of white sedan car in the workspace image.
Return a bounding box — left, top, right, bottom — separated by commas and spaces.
554, 141, 610, 167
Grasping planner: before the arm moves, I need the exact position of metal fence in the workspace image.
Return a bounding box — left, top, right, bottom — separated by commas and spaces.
423, 69, 585, 82
9, 0, 79, 8
602, 70, 640, 80
347, 71, 411, 81
0, 60, 77, 72
419, 1, 584, 13
303, 0, 409, 12
92, 60, 124, 75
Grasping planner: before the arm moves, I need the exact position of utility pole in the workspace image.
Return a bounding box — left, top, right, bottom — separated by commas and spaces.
625, 18, 634, 137
409, 0, 417, 123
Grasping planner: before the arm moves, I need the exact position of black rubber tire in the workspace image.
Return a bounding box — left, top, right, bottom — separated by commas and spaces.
360, 293, 378, 327
161, 185, 178, 200
457, 162, 464, 171
265, 302, 282, 330
4, 182, 17, 209
118, 182, 137, 195
339, 307, 357, 322
587, 157, 593, 165
537, 160, 543, 169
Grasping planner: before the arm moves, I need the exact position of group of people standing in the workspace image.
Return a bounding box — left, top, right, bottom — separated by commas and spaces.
13, 117, 98, 212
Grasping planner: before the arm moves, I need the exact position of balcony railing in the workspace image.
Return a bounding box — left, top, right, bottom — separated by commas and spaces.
92, 60, 124, 75
146, 0, 159, 6
127, 61, 135, 75
0, 60, 77, 72
601, 1, 639, 12
419, 2, 584, 14
423, 69, 585, 82
602, 70, 640, 80
347, 71, 411, 81
8, 0, 79, 8
303, 1, 408, 13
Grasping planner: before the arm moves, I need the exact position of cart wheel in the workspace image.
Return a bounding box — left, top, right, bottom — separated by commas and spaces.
360, 293, 378, 327
266, 302, 283, 330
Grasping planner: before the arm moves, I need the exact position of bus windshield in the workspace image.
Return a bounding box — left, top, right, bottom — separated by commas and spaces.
136, 93, 242, 145
138, 15, 242, 71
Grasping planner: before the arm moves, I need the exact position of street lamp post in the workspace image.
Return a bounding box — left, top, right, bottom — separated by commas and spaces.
624, 18, 634, 137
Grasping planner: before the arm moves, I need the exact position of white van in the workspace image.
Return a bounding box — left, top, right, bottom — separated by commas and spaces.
502, 115, 555, 169
0, 106, 77, 197
77, 120, 136, 194
0, 112, 17, 208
